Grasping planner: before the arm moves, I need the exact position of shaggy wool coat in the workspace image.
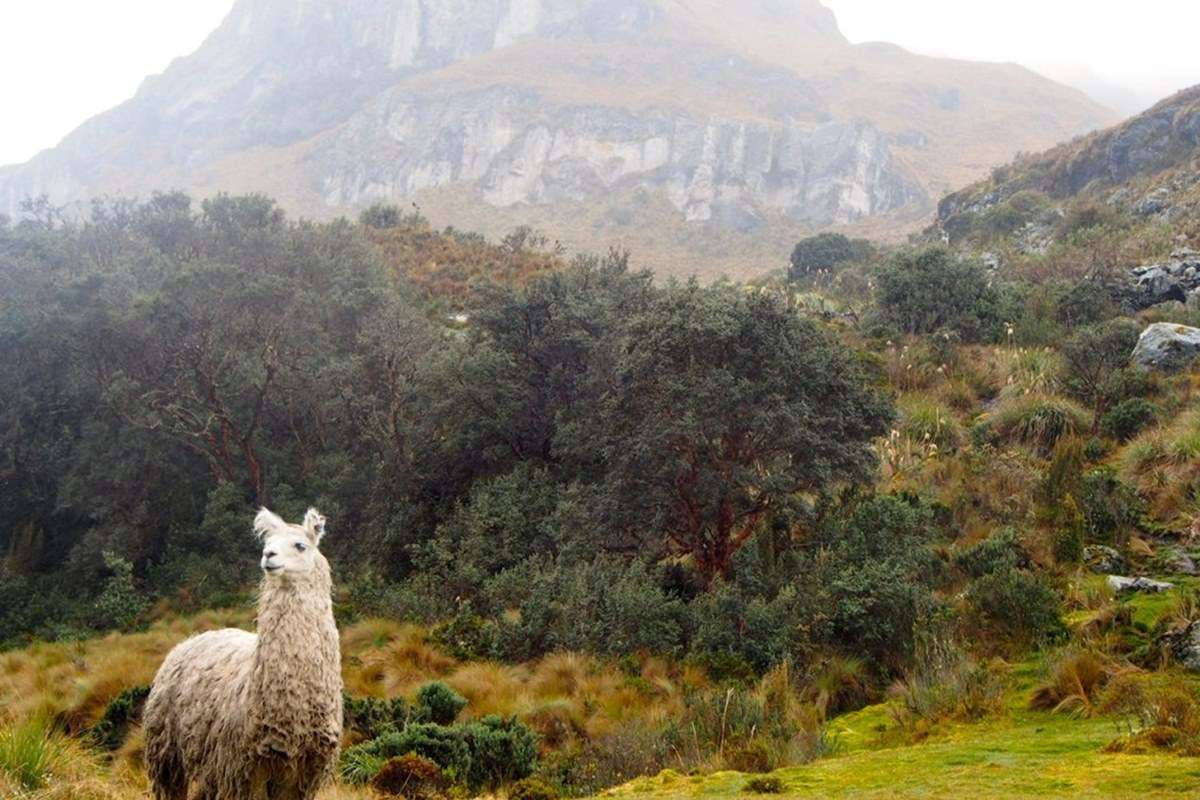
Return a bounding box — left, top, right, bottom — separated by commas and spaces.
144, 556, 342, 799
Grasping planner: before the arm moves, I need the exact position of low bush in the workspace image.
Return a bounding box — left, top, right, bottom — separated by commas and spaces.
341, 724, 471, 785
745, 776, 786, 793
952, 529, 1027, 578
509, 776, 560, 800
1101, 399, 1158, 442
966, 569, 1065, 645
416, 682, 468, 725
371, 752, 445, 798
461, 715, 540, 789
343, 693, 411, 740
88, 685, 150, 751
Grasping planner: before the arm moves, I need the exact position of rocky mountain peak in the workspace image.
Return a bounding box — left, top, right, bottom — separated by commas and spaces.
0, 0, 1115, 278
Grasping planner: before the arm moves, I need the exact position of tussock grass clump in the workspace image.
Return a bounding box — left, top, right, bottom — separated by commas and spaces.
1117, 409, 1200, 525
0, 716, 65, 791
987, 393, 1090, 455
1029, 648, 1119, 717
1103, 674, 1200, 755
898, 394, 962, 451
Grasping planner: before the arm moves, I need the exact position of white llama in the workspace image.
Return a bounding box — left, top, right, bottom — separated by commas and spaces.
143, 507, 343, 799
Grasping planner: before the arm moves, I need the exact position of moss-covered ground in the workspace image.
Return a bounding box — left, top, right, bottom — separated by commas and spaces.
606, 653, 1200, 800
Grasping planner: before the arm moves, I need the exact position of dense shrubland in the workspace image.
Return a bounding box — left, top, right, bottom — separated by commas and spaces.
6, 192, 1200, 797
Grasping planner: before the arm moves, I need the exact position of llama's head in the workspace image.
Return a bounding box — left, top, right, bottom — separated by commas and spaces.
253, 507, 327, 579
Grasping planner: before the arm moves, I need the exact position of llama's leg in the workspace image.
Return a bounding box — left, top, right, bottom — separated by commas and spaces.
144, 735, 187, 800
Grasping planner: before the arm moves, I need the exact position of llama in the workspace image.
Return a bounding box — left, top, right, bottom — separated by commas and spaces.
143, 508, 343, 799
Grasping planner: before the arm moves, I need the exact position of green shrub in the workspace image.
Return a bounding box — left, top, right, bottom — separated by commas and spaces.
966, 569, 1065, 644
89, 684, 150, 751
461, 715, 540, 789
1078, 467, 1145, 546
1101, 399, 1158, 442
873, 247, 1003, 340
415, 682, 468, 725
788, 233, 870, 281
343, 692, 411, 739
745, 776, 786, 793
953, 529, 1027, 578
432, 604, 500, 661
509, 777, 560, 800
343, 724, 471, 785
94, 551, 148, 631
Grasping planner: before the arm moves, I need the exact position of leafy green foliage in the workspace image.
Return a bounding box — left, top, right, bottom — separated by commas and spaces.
1061, 318, 1143, 427
415, 682, 468, 726
966, 569, 1065, 645
343, 692, 412, 740
89, 685, 150, 751
788, 233, 871, 281
1101, 398, 1158, 442
873, 247, 1002, 340
953, 530, 1028, 578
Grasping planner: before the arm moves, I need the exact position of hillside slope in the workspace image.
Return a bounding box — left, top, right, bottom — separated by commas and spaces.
0, 0, 1114, 278
936, 85, 1200, 242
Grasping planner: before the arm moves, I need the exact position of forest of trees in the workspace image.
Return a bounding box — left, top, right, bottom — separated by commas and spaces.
3, 193, 959, 680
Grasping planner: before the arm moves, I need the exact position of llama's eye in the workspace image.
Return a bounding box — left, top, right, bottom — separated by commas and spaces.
295, 543, 307, 552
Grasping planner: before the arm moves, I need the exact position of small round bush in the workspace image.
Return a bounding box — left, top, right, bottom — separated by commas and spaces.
508, 777, 559, 800
1101, 399, 1158, 442
966, 568, 1065, 644
745, 776, 785, 794
371, 753, 444, 797
416, 682, 468, 725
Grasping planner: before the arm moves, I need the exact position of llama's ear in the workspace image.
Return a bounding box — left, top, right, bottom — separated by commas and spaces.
303, 508, 327, 544
253, 508, 286, 541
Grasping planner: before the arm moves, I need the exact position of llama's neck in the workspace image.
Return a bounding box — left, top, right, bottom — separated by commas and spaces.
248, 562, 342, 755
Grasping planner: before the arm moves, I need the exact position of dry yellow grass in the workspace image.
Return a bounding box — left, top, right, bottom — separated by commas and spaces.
0, 614, 707, 798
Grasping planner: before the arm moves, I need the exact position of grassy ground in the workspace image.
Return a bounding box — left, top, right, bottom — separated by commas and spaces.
608, 706, 1200, 800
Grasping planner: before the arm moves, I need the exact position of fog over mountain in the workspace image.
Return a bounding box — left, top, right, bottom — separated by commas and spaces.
0, 0, 1115, 276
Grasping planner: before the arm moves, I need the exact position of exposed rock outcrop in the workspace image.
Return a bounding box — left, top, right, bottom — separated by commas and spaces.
1121, 250, 1200, 310
1107, 575, 1175, 594
1131, 322, 1200, 372
1160, 621, 1200, 672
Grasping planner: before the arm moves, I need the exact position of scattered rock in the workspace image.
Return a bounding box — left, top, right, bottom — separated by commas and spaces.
1160, 621, 1200, 672
1168, 550, 1199, 576
1121, 252, 1200, 310
1131, 323, 1200, 372
1084, 545, 1126, 574
1135, 187, 1172, 217
1107, 575, 1175, 594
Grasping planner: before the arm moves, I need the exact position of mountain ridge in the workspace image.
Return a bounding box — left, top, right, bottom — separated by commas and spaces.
0, 0, 1116, 277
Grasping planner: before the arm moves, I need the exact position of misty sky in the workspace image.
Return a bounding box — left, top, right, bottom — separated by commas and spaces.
1, 0, 1198, 167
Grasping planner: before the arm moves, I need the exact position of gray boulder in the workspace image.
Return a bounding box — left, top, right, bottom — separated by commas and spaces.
1160, 621, 1200, 672
1131, 323, 1200, 372
1107, 575, 1174, 594
1083, 545, 1126, 574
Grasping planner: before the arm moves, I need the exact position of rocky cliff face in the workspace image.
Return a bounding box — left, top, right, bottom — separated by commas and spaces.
319, 85, 917, 230
0, 0, 1115, 276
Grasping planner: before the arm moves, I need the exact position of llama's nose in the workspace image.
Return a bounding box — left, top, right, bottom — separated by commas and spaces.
264, 550, 277, 559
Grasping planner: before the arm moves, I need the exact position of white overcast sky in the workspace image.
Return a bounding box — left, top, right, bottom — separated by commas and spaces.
1, 0, 1198, 167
